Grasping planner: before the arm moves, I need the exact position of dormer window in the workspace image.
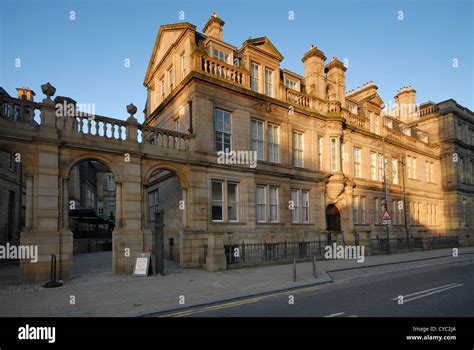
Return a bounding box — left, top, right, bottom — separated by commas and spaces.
265, 68, 274, 97
251, 62, 260, 92
285, 78, 299, 91
213, 48, 229, 63
167, 67, 174, 92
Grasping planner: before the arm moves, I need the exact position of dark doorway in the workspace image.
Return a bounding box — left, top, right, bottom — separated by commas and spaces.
326, 204, 341, 231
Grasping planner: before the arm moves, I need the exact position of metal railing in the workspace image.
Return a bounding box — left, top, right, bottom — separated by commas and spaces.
426, 236, 459, 249
370, 237, 423, 255
223, 240, 327, 266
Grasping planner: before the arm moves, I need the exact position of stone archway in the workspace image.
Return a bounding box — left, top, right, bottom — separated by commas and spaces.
326, 204, 341, 232
143, 164, 190, 265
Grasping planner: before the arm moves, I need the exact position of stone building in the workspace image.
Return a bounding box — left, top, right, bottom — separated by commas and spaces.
1, 13, 472, 281
142, 12, 474, 255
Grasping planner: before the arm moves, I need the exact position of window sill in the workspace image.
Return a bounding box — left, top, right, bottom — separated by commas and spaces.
256, 222, 285, 225
210, 221, 246, 225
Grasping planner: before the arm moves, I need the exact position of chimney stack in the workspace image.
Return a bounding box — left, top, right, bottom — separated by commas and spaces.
203, 12, 225, 40
302, 45, 326, 99
16, 87, 35, 101
394, 86, 417, 122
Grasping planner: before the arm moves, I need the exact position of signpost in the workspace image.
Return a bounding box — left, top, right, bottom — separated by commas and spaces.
133, 252, 152, 276
154, 210, 165, 276
382, 210, 392, 225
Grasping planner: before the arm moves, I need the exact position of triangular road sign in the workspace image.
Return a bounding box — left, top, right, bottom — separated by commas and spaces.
381, 210, 391, 221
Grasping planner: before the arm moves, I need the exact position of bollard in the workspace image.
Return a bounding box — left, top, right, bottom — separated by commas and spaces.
43, 254, 63, 288
293, 257, 297, 282
312, 255, 317, 279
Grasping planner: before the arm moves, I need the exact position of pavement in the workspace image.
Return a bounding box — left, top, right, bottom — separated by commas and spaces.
172, 256, 474, 317
0, 247, 473, 317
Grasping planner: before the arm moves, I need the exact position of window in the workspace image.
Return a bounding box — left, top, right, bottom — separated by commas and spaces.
415, 202, 420, 225
330, 137, 337, 171
180, 54, 186, 80
341, 143, 346, 173
397, 200, 403, 224
353, 147, 361, 177
160, 78, 165, 101
462, 199, 467, 225
97, 201, 104, 215
318, 137, 323, 170
385, 118, 393, 129
149, 190, 159, 214
175, 118, 180, 132
269, 187, 279, 222
378, 154, 384, 182
374, 198, 380, 224
353, 196, 359, 224
250, 62, 260, 92
407, 156, 416, 179
285, 78, 299, 91
256, 185, 266, 222
403, 128, 411, 136
374, 114, 380, 135
107, 201, 115, 216
471, 160, 474, 184
293, 131, 304, 167
291, 190, 299, 223
107, 174, 115, 191
212, 48, 229, 63
256, 185, 279, 223
227, 183, 239, 221
302, 190, 310, 223
370, 152, 377, 180
361, 197, 366, 224
268, 124, 280, 163
8, 154, 14, 171
167, 66, 174, 91
412, 157, 417, 179
392, 200, 398, 225
211, 180, 224, 221
425, 161, 434, 183
251, 119, 264, 161
215, 109, 232, 152
392, 158, 399, 184
459, 157, 465, 182
265, 68, 273, 97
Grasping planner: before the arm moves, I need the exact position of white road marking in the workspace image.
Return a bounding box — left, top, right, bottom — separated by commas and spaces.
392, 283, 463, 303
324, 312, 345, 317
348, 315, 358, 317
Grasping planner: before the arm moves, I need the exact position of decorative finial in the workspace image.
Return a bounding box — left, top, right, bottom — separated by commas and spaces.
213, 11, 218, 18
41, 82, 56, 101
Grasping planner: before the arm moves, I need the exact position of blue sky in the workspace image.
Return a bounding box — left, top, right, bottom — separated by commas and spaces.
1, 0, 473, 123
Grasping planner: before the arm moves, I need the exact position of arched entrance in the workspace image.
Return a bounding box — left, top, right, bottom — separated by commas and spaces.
145, 168, 183, 263
326, 204, 341, 232
67, 159, 117, 277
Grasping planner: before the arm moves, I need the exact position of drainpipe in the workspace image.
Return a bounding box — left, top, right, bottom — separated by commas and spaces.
187, 100, 193, 134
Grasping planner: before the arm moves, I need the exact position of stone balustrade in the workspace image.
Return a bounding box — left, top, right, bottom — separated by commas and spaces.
199, 55, 246, 87
285, 88, 312, 109
138, 124, 193, 150
346, 112, 369, 130
58, 114, 128, 140
0, 94, 41, 124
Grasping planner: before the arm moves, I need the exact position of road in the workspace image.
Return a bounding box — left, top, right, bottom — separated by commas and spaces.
151, 257, 474, 317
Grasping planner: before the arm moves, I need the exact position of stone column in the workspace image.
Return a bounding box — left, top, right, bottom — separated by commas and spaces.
206, 232, 226, 272
59, 177, 73, 280
25, 174, 34, 229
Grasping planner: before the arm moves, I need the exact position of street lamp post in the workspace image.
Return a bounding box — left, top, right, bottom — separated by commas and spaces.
381, 136, 390, 255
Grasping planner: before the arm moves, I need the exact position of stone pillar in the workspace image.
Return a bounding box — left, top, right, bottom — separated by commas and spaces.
206, 232, 226, 272
59, 177, 73, 280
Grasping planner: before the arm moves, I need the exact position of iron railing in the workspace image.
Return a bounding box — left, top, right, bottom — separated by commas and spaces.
426, 236, 459, 250
223, 240, 327, 266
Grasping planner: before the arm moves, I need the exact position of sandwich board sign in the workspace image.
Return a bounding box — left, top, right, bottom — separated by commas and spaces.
133, 252, 153, 276
381, 210, 392, 225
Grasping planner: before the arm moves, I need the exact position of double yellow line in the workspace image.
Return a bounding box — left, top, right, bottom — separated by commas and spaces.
158, 283, 328, 317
